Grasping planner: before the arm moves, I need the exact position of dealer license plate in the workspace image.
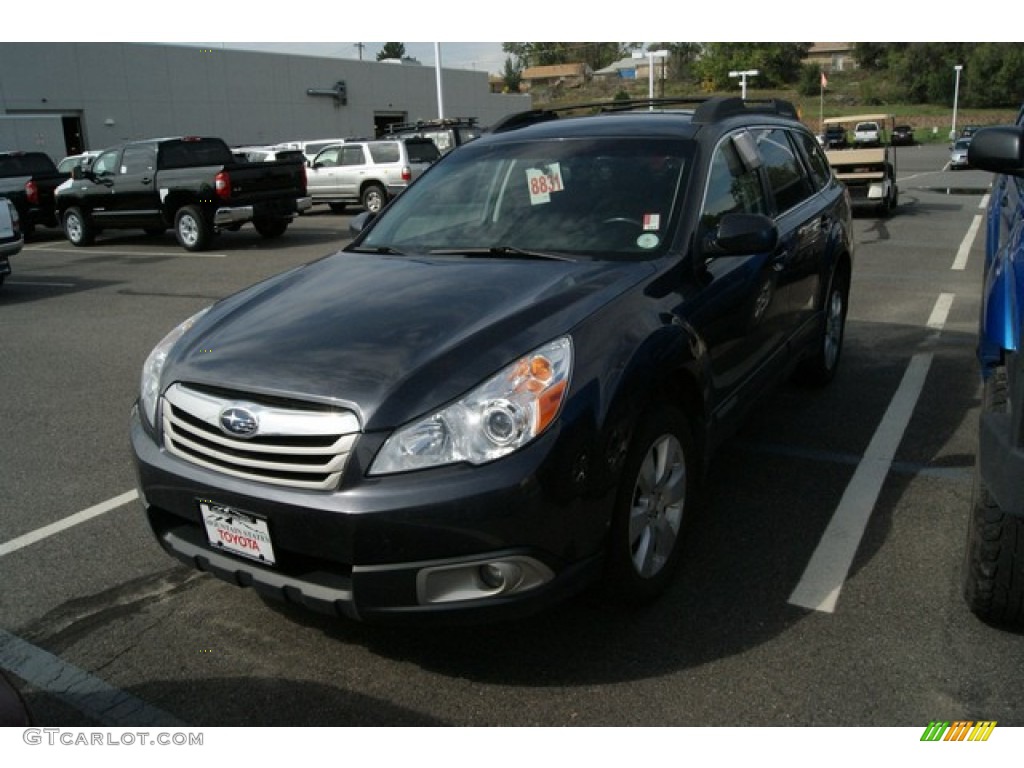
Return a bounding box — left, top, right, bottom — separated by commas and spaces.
200, 501, 276, 566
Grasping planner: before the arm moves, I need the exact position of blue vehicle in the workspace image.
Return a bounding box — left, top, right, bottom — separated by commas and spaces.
963, 110, 1024, 628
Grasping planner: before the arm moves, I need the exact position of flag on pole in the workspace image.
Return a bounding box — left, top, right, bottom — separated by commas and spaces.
821, 71, 828, 89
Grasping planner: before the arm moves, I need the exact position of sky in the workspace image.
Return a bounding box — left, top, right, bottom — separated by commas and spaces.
14, 1, 1013, 74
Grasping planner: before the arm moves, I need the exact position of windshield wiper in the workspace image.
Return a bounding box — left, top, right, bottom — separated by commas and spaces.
427, 246, 572, 261
348, 245, 407, 255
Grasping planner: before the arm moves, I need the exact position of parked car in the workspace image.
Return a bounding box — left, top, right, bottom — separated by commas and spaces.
0, 196, 23, 288
949, 137, 972, 170
56, 136, 311, 251
0, 150, 69, 237
56, 150, 102, 174
891, 125, 915, 146
823, 125, 848, 149
275, 138, 350, 165
853, 121, 881, 146
962, 114, 1024, 628
130, 96, 854, 624
305, 137, 440, 213
383, 117, 482, 155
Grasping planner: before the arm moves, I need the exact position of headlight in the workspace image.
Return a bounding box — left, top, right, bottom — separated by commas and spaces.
140, 307, 211, 427
370, 336, 573, 475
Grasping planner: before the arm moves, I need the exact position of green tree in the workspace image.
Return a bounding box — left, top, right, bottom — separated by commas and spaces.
650, 42, 703, 81
376, 42, 407, 61
963, 43, 1024, 107
501, 56, 522, 93
696, 43, 812, 90
502, 43, 634, 71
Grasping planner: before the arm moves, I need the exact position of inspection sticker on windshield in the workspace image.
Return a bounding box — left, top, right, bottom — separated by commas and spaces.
200, 501, 276, 566
526, 163, 564, 205
642, 213, 661, 231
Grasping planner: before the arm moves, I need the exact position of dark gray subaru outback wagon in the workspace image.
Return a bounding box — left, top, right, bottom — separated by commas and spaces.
130, 97, 854, 623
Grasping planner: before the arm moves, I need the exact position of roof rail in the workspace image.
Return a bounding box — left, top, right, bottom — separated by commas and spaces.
489, 97, 712, 134
691, 97, 799, 123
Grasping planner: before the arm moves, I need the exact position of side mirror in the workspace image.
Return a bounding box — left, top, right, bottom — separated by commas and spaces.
70, 165, 84, 180
703, 213, 778, 257
349, 210, 376, 237
968, 126, 1024, 176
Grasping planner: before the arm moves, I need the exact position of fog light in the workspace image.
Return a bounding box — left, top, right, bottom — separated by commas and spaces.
417, 556, 555, 604
479, 562, 523, 590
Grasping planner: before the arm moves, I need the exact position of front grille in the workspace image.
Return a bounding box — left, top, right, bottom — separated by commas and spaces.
162, 383, 360, 491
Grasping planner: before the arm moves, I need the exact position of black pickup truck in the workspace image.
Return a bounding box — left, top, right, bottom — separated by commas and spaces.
56, 137, 312, 251
0, 151, 69, 237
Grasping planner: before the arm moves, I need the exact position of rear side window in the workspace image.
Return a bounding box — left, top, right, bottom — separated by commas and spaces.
367, 142, 401, 164
792, 130, 832, 190
406, 140, 441, 163
754, 128, 815, 214
121, 145, 156, 175
159, 140, 233, 169
341, 146, 367, 166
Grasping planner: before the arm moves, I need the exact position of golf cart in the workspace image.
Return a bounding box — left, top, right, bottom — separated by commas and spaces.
822, 113, 899, 216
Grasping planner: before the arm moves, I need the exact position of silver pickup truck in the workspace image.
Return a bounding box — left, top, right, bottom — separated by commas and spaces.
306, 137, 440, 213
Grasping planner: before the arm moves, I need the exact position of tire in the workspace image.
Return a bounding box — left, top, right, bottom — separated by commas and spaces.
174, 205, 213, 252
795, 264, 848, 387
63, 207, 95, 246
253, 218, 289, 239
328, 203, 347, 214
962, 367, 1024, 628
361, 184, 387, 213
605, 405, 697, 602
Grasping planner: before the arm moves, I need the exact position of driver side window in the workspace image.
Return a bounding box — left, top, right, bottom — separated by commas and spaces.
91, 150, 120, 176
701, 138, 766, 229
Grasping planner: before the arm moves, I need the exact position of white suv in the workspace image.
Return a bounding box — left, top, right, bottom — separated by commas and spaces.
306, 138, 440, 213
853, 121, 881, 146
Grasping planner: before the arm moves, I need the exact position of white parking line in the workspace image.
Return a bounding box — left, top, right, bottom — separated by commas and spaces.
789, 352, 934, 612
926, 293, 955, 330
979, 193, 990, 210
0, 490, 138, 558
0, 629, 186, 726
952, 215, 982, 271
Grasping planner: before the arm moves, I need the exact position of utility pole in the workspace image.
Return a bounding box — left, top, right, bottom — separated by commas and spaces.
354, 43, 365, 61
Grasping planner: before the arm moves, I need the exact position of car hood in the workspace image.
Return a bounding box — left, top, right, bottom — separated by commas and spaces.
165, 250, 654, 430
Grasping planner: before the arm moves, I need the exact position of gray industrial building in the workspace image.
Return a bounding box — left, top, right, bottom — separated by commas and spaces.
0, 42, 531, 161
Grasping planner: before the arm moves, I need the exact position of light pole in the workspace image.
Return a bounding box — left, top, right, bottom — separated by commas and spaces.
951, 64, 963, 140
728, 69, 759, 100
632, 49, 669, 106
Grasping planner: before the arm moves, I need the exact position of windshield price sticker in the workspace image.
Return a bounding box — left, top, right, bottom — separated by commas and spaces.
526, 163, 564, 205
201, 501, 276, 566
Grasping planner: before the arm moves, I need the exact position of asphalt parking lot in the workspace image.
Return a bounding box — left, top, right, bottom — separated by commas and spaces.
1, 142, 1022, 732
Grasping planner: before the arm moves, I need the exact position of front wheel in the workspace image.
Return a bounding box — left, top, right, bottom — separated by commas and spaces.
63, 207, 95, 246
253, 218, 289, 239
361, 184, 387, 213
962, 366, 1024, 628
174, 205, 213, 251
605, 406, 697, 602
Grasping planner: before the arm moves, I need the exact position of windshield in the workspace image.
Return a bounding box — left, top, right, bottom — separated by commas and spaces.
357, 137, 692, 258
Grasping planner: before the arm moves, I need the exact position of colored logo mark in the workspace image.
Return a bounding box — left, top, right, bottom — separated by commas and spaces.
920, 721, 996, 742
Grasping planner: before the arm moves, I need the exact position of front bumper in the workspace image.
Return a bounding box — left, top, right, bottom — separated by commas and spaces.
131, 406, 607, 623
